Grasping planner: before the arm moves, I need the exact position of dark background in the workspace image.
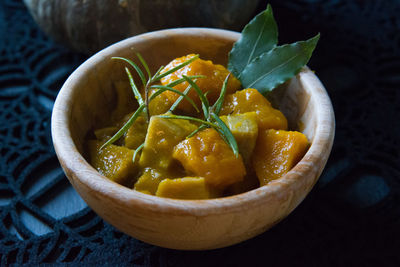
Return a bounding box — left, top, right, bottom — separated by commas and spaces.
0, 0, 399, 265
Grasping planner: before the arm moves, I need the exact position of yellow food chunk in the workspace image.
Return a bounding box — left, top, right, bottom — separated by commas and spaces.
94, 127, 118, 141
134, 168, 164, 195
148, 89, 173, 116
88, 140, 137, 186
220, 88, 288, 131
220, 112, 258, 164
139, 115, 197, 171
160, 54, 241, 113
173, 128, 246, 189
252, 129, 309, 186
156, 177, 215, 200
125, 115, 148, 150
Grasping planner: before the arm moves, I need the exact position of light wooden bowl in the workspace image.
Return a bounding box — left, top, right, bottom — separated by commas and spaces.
51, 28, 335, 250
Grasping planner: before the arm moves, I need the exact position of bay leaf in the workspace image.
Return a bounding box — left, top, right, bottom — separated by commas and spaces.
240, 34, 320, 94
228, 4, 277, 78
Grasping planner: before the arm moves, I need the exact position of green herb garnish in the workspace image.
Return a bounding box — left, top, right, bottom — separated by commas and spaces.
100, 54, 239, 157
100, 54, 204, 150
228, 4, 319, 95
159, 74, 239, 157
101, 4, 319, 159
228, 4, 278, 77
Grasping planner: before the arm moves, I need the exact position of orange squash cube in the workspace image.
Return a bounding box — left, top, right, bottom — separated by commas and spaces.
160, 54, 241, 113
252, 129, 309, 186
220, 88, 288, 131
173, 128, 246, 188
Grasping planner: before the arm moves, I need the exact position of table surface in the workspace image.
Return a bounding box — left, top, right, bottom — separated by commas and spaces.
1, 0, 399, 266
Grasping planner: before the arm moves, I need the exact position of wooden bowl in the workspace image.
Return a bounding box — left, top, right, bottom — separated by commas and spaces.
51, 28, 335, 250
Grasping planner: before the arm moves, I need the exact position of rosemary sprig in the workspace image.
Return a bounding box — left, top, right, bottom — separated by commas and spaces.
159, 74, 239, 157
102, 53, 239, 158
102, 54, 200, 150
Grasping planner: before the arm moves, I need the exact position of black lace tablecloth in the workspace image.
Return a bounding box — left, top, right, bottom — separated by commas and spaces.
1, 0, 399, 265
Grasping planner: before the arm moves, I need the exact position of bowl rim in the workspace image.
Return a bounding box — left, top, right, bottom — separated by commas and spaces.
51, 27, 335, 217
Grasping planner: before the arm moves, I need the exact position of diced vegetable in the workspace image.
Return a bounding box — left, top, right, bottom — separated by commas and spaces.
139, 115, 197, 171
252, 129, 309, 185
220, 112, 258, 164
220, 88, 288, 131
88, 140, 137, 186
148, 89, 173, 116
134, 168, 164, 195
156, 177, 216, 199
160, 54, 241, 113
125, 115, 148, 150
173, 128, 246, 188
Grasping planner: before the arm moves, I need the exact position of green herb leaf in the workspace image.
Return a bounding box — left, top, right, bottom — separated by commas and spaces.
182, 75, 209, 118
152, 65, 164, 82
240, 33, 320, 94
100, 104, 146, 150
186, 124, 207, 138
169, 83, 193, 113
212, 73, 230, 115
150, 85, 200, 112
136, 53, 151, 81
124, 67, 144, 106
132, 142, 144, 163
228, 4, 278, 77
158, 114, 219, 129
210, 113, 239, 157
112, 57, 147, 87
157, 75, 205, 88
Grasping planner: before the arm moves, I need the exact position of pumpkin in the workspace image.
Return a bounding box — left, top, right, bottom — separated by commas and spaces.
23, 0, 261, 54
